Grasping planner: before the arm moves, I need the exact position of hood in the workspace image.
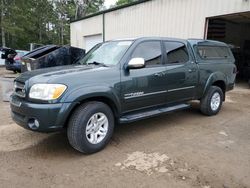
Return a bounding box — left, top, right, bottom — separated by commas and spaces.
15, 64, 109, 84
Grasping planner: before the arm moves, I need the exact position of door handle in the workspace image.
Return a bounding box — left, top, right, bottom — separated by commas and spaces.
154, 73, 162, 77
188, 69, 196, 73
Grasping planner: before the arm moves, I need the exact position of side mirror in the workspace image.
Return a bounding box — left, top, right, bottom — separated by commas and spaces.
127, 58, 145, 69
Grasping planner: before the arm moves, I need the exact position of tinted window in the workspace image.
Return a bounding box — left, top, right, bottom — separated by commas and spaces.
197, 46, 231, 59
164, 42, 189, 64
132, 41, 162, 67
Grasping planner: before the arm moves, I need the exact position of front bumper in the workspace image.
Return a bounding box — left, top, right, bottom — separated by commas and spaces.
10, 95, 73, 133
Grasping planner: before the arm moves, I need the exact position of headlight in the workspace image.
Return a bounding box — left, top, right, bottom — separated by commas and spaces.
29, 84, 67, 100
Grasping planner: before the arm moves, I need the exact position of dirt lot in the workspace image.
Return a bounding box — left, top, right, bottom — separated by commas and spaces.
0, 67, 249, 188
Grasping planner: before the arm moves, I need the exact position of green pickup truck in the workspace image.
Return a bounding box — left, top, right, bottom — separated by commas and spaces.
10, 37, 236, 153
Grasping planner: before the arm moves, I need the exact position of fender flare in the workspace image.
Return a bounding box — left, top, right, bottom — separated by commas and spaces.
62, 84, 121, 115
202, 72, 227, 96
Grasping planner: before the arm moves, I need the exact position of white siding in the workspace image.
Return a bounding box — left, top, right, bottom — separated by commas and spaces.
70, 15, 103, 48
71, 0, 250, 48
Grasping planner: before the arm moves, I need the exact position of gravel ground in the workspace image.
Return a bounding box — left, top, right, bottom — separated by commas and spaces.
0, 67, 249, 188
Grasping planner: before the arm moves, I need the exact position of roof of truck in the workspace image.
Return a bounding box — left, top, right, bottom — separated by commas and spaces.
188, 39, 228, 47
110, 37, 188, 44
110, 37, 228, 47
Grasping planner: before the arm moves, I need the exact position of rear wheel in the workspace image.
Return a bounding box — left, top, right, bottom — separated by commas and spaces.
67, 101, 114, 154
200, 86, 223, 116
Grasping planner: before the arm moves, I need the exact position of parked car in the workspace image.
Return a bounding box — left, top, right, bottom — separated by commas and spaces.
10, 37, 236, 154
0, 48, 29, 73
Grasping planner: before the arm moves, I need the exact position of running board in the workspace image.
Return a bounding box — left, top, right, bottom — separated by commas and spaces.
119, 103, 190, 123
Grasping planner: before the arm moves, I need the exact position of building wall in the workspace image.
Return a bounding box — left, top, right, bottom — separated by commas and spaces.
70, 0, 250, 48
70, 15, 103, 48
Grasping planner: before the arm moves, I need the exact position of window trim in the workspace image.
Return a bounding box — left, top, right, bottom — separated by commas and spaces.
129, 40, 164, 68
163, 41, 190, 65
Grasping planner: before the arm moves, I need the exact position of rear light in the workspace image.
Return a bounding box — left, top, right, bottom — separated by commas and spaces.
14, 56, 20, 61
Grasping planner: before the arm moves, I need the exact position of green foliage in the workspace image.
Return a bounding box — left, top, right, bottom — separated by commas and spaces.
116, 0, 138, 6
0, 0, 103, 50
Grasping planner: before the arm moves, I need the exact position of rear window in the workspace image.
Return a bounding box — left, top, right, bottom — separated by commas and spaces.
197, 46, 231, 59
164, 42, 189, 64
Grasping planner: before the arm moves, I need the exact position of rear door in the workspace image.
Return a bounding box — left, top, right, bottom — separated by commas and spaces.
121, 40, 168, 113
164, 41, 198, 103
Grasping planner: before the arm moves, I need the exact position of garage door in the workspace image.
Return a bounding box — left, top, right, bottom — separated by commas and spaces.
84, 34, 103, 52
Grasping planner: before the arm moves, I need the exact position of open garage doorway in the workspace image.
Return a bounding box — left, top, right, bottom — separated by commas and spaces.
205, 12, 250, 83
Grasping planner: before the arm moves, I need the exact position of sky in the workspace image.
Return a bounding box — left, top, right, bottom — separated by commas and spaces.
104, 0, 117, 8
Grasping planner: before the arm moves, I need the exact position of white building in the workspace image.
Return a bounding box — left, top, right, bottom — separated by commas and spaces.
70, 0, 250, 53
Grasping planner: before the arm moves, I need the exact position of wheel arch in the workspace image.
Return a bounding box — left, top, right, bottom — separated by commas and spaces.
212, 80, 226, 100
203, 72, 227, 101
62, 95, 121, 128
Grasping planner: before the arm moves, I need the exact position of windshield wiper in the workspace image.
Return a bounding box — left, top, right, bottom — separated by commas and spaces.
87, 61, 108, 67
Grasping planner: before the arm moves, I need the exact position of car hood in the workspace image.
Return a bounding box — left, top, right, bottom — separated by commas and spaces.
15, 64, 109, 84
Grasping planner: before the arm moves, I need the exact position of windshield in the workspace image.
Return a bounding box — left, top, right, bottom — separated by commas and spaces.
78, 41, 133, 66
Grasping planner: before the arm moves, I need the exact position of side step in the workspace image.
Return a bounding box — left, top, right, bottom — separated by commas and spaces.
119, 103, 190, 123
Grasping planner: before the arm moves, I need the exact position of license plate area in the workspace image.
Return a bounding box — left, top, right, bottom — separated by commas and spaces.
26, 63, 31, 71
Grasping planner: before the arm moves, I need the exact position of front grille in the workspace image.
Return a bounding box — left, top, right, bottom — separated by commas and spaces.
14, 81, 26, 98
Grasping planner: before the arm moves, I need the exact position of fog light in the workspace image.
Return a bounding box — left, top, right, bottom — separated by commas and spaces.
28, 118, 40, 130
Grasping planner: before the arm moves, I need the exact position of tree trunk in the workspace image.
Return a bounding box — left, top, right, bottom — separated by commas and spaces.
39, 24, 42, 43
1, 27, 5, 47
1, 0, 6, 47
75, 4, 79, 19
61, 22, 64, 45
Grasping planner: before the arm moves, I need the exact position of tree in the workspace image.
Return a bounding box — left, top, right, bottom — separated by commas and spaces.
0, 0, 104, 49
0, 0, 56, 49
53, 0, 104, 45
116, 0, 138, 6
72, 0, 104, 19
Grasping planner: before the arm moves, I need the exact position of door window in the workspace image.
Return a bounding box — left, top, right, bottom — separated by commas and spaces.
131, 41, 162, 67
164, 42, 189, 64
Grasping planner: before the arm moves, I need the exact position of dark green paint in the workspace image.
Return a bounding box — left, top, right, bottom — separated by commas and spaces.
10, 37, 236, 132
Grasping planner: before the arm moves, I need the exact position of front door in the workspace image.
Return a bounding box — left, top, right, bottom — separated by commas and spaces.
163, 41, 198, 103
121, 41, 168, 113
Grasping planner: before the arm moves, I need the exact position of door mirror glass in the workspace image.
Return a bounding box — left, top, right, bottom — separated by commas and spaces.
127, 58, 145, 69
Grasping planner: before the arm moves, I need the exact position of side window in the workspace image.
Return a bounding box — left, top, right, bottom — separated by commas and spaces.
164, 42, 189, 64
197, 46, 231, 59
131, 41, 162, 67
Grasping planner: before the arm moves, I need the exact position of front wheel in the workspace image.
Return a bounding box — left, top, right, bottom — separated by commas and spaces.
67, 102, 114, 154
200, 86, 224, 116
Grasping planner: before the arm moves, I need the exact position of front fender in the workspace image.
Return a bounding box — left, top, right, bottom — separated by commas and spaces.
61, 84, 121, 114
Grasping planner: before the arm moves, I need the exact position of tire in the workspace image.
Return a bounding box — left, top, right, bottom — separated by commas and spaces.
200, 86, 224, 116
67, 101, 114, 154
